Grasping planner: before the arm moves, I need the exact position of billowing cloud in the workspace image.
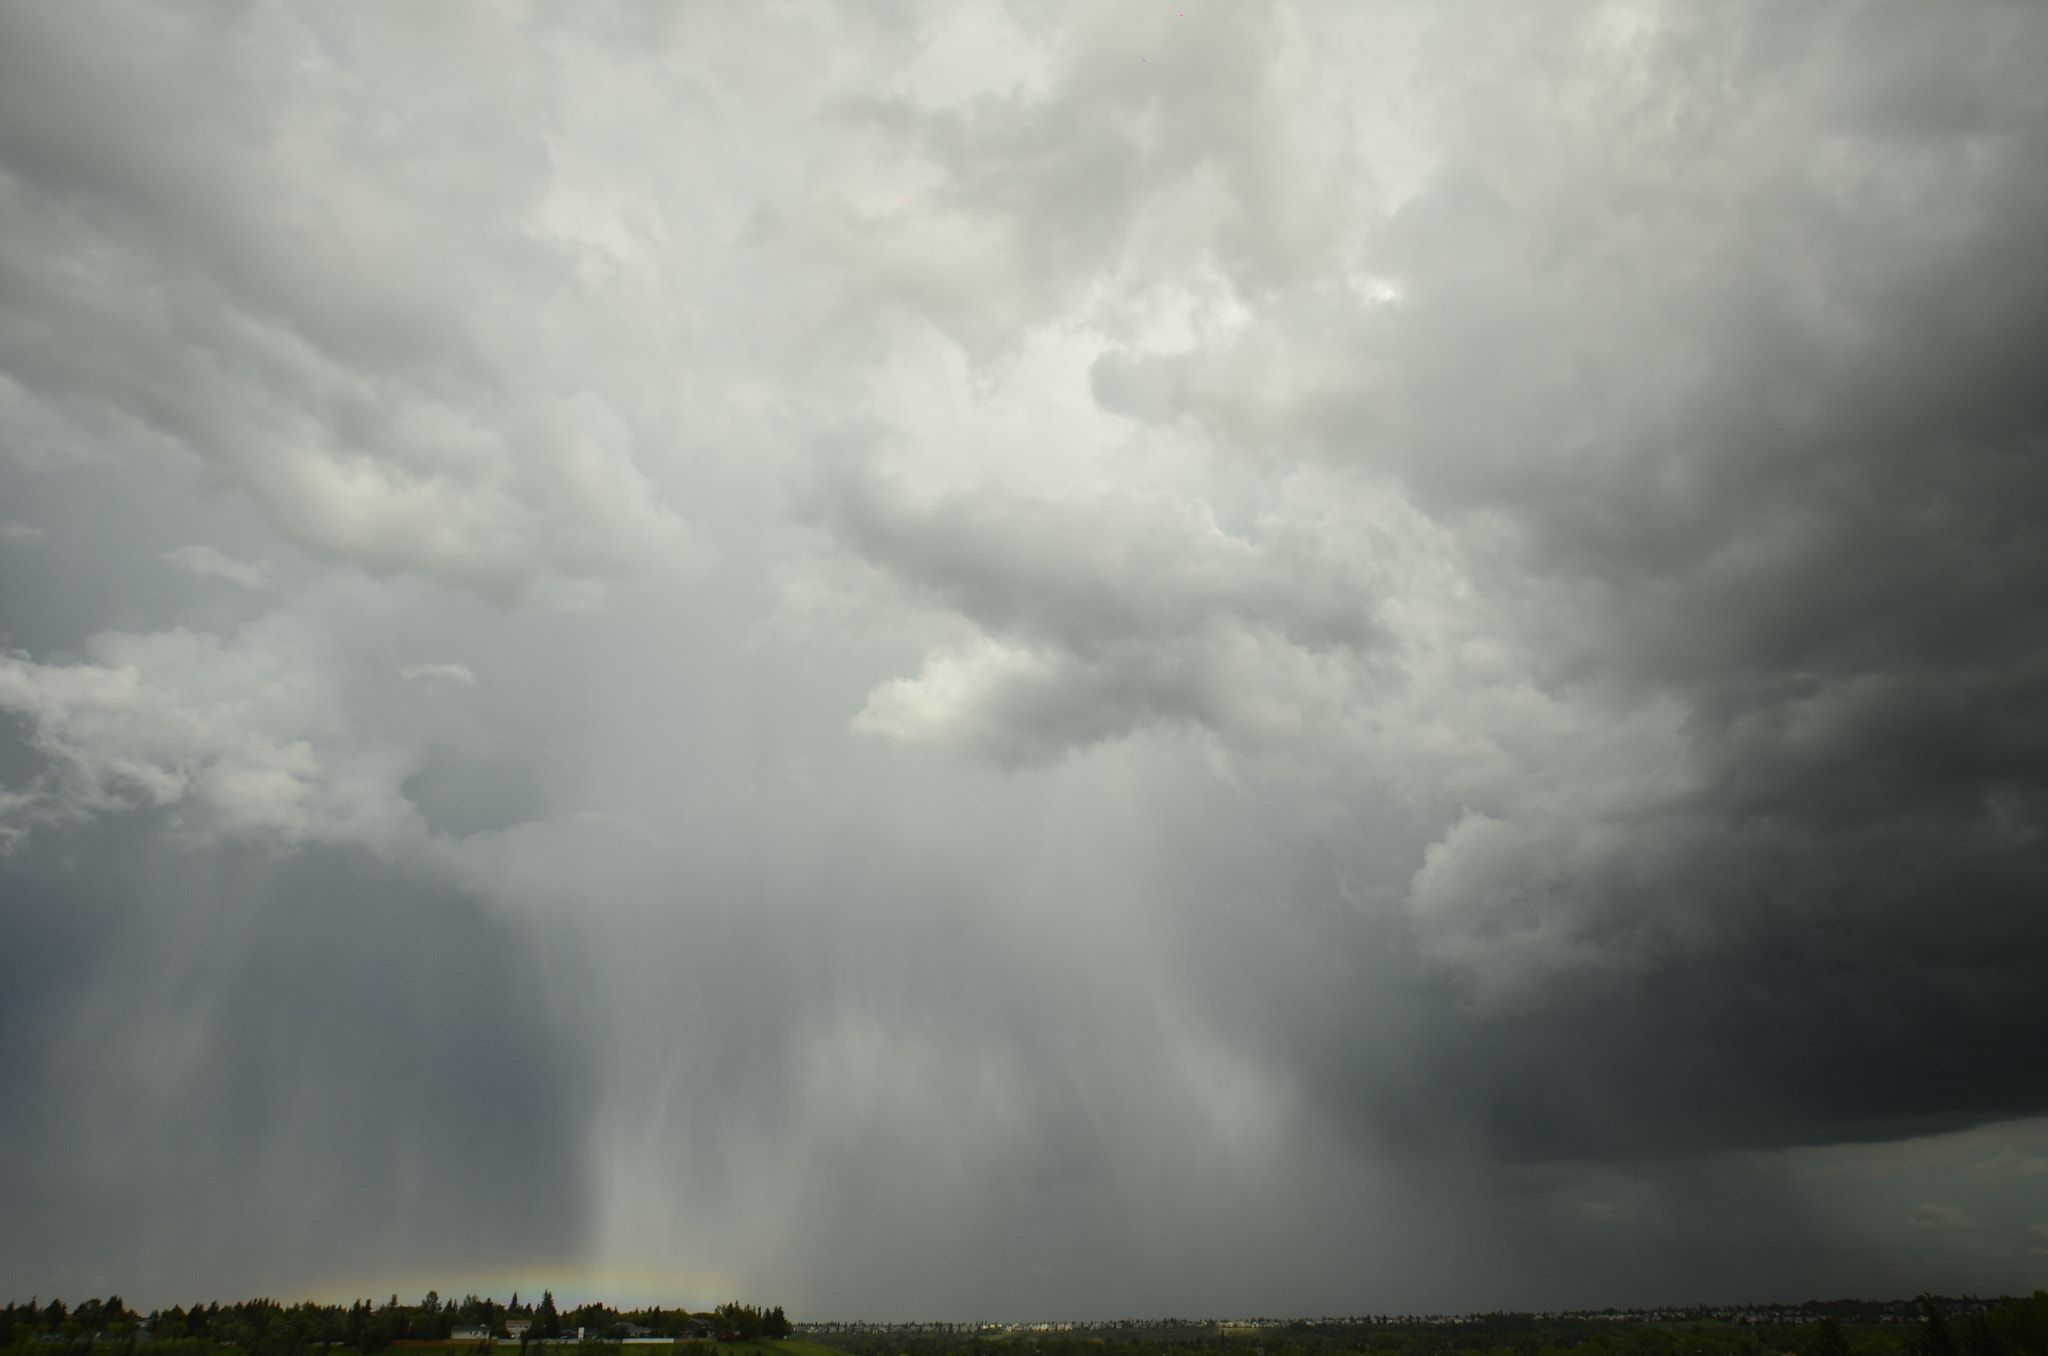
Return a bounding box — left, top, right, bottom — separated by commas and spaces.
834, 461, 1394, 764
808, 0, 2048, 1053
2, 0, 2047, 1318
0, 3, 696, 604
0, 614, 418, 851
163, 544, 271, 591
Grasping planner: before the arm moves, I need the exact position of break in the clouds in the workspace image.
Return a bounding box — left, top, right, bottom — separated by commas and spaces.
2, 0, 2047, 1319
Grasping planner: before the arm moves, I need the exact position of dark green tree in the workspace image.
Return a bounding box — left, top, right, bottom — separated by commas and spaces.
1991, 1296, 2048, 1356
1916, 1299, 1960, 1356
1806, 1318, 1853, 1356
1961, 1316, 2003, 1356
717, 1305, 765, 1341
539, 1293, 562, 1341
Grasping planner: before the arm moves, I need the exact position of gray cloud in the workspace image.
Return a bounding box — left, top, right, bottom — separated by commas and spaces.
163, 545, 272, 591
815, 455, 1388, 763
0, 606, 421, 851
804, 0, 2048, 1118
0, 829, 593, 1302
0, 3, 695, 604
2, 0, 2047, 1318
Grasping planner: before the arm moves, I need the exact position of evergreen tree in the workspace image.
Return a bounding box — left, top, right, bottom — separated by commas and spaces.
1916, 1298, 1960, 1356
1990, 1292, 2048, 1356
1962, 1315, 2007, 1356
1808, 1318, 1853, 1356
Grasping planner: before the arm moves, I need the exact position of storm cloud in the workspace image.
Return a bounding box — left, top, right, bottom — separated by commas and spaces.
3, 0, 2047, 1318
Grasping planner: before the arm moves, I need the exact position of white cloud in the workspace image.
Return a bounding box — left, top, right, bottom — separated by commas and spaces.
162, 544, 271, 590
892, 0, 1052, 110
0, 4, 700, 605
0, 518, 45, 545
1907, 1204, 1978, 1234
399, 662, 477, 689
0, 618, 418, 852
837, 463, 1400, 765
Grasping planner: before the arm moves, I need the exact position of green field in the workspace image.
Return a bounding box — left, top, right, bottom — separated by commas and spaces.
709, 1341, 846, 1356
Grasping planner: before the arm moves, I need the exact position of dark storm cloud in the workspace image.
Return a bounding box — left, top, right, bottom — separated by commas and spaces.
808, 0, 2048, 1164
1341, 1, 2048, 1159
1225, 849, 2048, 1165
6, 0, 2048, 1318
0, 827, 594, 1299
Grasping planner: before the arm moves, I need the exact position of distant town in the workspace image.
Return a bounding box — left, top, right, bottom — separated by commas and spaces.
799, 1300, 2003, 1334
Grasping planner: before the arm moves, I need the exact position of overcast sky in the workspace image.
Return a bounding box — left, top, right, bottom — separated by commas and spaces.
4, 0, 2048, 1321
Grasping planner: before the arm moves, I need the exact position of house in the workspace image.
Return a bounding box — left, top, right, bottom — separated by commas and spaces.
450, 1328, 493, 1343
505, 1322, 533, 1339
681, 1321, 715, 1341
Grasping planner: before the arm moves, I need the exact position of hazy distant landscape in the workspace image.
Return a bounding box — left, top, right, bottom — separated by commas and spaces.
7, 1295, 2048, 1356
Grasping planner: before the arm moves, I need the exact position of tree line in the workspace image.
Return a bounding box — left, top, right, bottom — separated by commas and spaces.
3, 1293, 791, 1356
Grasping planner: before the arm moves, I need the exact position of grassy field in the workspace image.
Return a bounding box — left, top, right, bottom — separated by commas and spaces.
708, 1342, 846, 1356
115, 1341, 853, 1356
